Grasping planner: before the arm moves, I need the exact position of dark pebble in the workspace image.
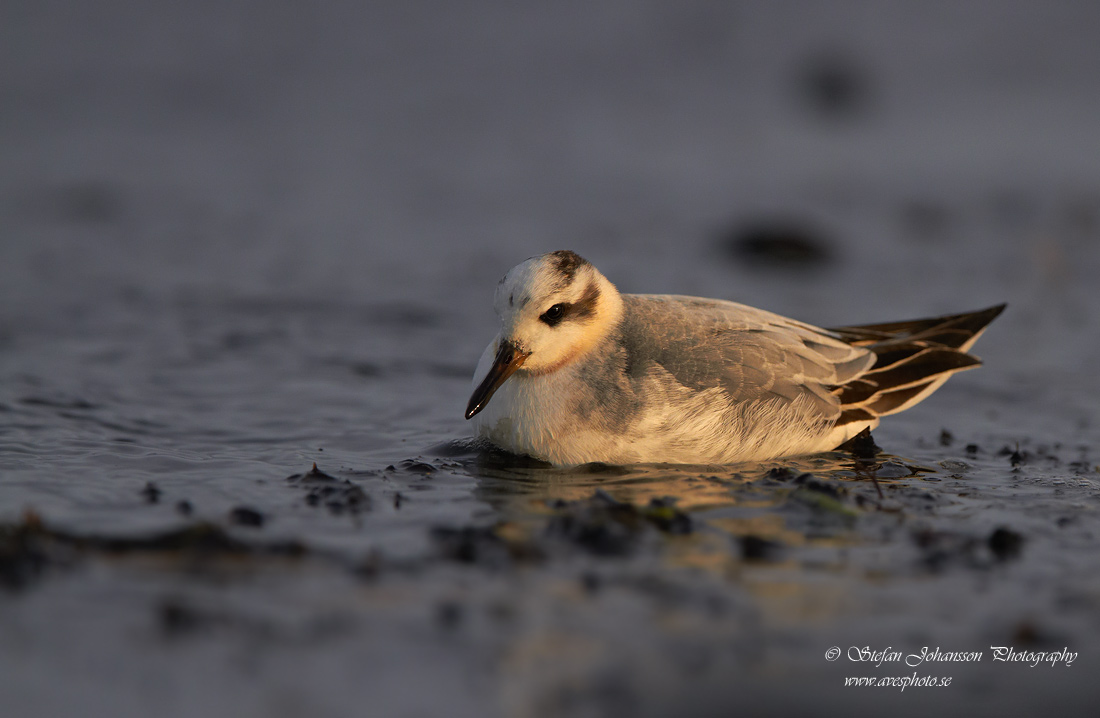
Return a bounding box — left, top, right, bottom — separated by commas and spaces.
939, 429, 954, 447
175, 500, 193, 517
965, 443, 981, 455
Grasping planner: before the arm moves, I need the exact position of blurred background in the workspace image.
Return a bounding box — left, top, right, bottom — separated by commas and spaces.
2, 2, 1100, 716
5, 1, 1099, 446
4, 1, 1099, 324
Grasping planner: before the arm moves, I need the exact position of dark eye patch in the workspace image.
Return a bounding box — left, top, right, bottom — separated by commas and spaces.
539, 303, 568, 326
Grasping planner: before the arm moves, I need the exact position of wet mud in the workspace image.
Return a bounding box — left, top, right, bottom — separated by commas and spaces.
4, 2, 1100, 716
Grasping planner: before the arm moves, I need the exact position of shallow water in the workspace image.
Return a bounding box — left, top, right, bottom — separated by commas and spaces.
4, 2, 1100, 717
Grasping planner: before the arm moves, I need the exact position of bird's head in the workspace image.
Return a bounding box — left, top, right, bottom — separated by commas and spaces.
465, 250, 623, 419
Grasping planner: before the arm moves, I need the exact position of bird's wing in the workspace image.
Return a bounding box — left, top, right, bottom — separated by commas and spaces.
620, 295, 874, 421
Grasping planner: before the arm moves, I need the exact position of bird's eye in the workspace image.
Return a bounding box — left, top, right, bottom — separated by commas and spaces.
539, 303, 567, 326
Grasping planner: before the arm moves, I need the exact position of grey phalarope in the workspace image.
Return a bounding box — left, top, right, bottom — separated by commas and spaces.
466, 250, 1004, 465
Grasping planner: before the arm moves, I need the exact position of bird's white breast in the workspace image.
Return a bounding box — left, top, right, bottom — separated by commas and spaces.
470, 340, 847, 465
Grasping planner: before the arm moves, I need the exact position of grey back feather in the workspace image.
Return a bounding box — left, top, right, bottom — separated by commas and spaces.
617, 296, 874, 421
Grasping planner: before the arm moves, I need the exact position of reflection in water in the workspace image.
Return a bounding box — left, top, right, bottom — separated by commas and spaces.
429, 438, 929, 623
449, 440, 918, 514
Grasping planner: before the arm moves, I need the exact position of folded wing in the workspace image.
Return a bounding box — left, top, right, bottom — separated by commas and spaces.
622, 296, 1005, 442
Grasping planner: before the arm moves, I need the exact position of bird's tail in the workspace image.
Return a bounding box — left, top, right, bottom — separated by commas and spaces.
828, 304, 1006, 429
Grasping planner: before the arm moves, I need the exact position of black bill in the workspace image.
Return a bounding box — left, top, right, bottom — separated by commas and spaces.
465, 340, 529, 419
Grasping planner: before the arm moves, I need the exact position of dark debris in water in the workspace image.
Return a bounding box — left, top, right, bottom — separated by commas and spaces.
159, 598, 219, 638
399, 460, 437, 475
913, 526, 1026, 571
999, 445, 1030, 467
1, 514, 308, 591
761, 469, 874, 516
287, 464, 372, 515
791, 473, 845, 499
382, 459, 443, 475
740, 535, 784, 562
229, 506, 265, 528
913, 529, 979, 572
287, 463, 339, 483
873, 460, 921, 479
430, 490, 693, 567
0, 513, 57, 591
988, 527, 1025, 561
545, 490, 692, 557
304, 482, 370, 514
141, 482, 162, 504
95, 523, 306, 556
785, 474, 863, 521
642, 497, 693, 535
837, 428, 881, 460
431, 524, 542, 568
156, 595, 350, 644
763, 467, 799, 482
1068, 460, 1097, 474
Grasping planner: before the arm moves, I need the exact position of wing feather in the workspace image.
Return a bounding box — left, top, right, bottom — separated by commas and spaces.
620, 296, 874, 422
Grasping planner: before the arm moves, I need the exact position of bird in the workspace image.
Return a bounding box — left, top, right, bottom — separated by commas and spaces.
465, 250, 1004, 466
